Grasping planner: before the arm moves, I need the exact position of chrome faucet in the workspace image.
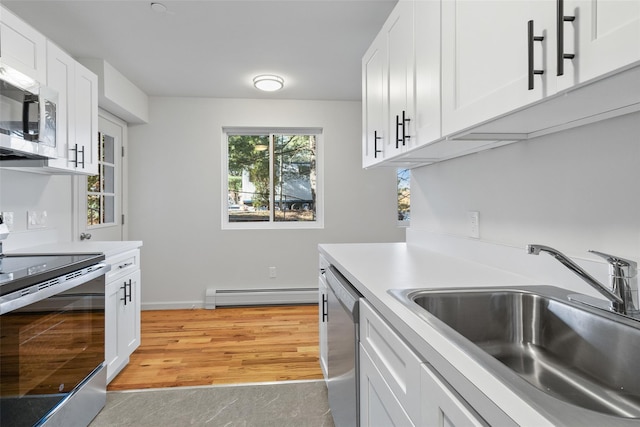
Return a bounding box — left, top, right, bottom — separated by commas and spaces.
527, 244, 638, 317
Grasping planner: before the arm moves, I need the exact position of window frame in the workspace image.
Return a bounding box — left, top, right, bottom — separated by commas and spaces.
221, 127, 324, 230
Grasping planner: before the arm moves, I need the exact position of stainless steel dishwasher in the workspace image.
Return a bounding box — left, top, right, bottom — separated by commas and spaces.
324, 265, 362, 427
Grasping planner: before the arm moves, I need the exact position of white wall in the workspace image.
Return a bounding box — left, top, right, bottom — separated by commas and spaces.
0, 170, 73, 249
128, 97, 405, 308
410, 111, 640, 261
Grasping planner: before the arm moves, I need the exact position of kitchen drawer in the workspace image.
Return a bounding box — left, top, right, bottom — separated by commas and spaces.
421, 363, 488, 427
106, 249, 140, 283
359, 299, 422, 424
360, 343, 415, 427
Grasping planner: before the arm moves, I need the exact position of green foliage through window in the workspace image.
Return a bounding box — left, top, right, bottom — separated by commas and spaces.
226, 131, 319, 224
87, 133, 116, 226
398, 169, 410, 224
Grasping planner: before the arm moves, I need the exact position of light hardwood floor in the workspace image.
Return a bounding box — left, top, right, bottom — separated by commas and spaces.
107, 305, 323, 391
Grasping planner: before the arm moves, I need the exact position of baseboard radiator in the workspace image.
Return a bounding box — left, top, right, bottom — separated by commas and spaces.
205, 288, 318, 309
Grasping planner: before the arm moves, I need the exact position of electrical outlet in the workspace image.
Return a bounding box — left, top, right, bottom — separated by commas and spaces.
1, 212, 14, 231
27, 210, 48, 229
269, 267, 277, 279
468, 211, 480, 238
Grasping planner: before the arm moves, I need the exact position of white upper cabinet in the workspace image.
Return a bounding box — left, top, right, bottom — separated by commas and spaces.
74, 62, 99, 175
362, 1, 415, 168
362, 0, 442, 168
362, 31, 387, 167
413, 0, 441, 148
364, 0, 640, 168
0, 5, 46, 83
1, 7, 99, 175
38, 41, 98, 175
387, 0, 415, 157
557, 0, 640, 90
441, 0, 555, 135
46, 41, 75, 170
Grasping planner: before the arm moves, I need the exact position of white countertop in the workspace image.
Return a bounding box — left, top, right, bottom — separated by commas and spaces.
9, 241, 142, 258
319, 240, 630, 426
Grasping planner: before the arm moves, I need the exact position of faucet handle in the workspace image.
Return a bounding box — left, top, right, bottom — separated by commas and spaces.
589, 250, 638, 278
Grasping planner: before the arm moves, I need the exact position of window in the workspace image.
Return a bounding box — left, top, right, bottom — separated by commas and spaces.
397, 169, 410, 225
223, 128, 323, 229
87, 132, 116, 226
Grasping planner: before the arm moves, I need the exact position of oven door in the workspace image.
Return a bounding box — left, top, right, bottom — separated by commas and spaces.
0, 275, 105, 427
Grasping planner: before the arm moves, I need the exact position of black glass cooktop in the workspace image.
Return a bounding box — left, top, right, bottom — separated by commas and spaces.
0, 253, 104, 296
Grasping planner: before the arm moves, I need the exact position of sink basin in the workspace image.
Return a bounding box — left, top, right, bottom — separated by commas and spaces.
390, 286, 640, 419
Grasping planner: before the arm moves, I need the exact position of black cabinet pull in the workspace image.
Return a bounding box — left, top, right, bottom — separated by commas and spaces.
78, 145, 85, 168
120, 279, 133, 305
322, 294, 328, 322
528, 20, 545, 90
557, 0, 575, 76
395, 111, 411, 148
374, 130, 383, 158
70, 144, 79, 167
402, 110, 411, 146
120, 283, 128, 306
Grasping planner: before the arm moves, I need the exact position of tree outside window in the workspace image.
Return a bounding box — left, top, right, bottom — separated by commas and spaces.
87, 132, 116, 226
225, 129, 322, 228
398, 169, 410, 224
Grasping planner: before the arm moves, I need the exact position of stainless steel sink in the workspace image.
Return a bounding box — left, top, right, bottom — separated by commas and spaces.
390, 286, 640, 419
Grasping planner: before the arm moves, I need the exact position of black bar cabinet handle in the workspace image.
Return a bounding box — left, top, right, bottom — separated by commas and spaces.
374, 130, 383, 158
402, 110, 411, 146
120, 282, 129, 306
528, 20, 545, 90
127, 279, 133, 303
71, 144, 79, 167
557, 0, 576, 76
79, 145, 85, 168
395, 115, 402, 149
322, 294, 328, 322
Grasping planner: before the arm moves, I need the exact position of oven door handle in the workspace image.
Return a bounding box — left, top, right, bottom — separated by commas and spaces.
0, 263, 111, 315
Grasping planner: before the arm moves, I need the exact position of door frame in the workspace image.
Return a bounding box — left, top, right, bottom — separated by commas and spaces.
73, 109, 128, 241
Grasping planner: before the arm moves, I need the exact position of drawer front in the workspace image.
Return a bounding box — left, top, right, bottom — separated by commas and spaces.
106, 249, 140, 283
359, 299, 422, 423
360, 344, 415, 427
421, 363, 487, 427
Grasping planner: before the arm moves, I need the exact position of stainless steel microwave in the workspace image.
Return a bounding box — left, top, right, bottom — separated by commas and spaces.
0, 64, 57, 160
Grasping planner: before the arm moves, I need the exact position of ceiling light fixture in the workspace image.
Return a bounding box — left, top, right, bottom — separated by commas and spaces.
253, 75, 284, 92
150, 2, 167, 13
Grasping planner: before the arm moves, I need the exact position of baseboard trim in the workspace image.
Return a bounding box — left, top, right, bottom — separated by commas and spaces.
141, 301, 205, 310
140, 288, 318, 311
205, 288, 318, 309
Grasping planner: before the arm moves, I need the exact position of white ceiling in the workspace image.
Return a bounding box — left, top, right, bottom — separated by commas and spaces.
2, 0, 397, 101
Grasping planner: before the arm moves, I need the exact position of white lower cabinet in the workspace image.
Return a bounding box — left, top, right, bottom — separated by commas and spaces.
360, 344, 414, 427
105, 249, 141, 383
359, 299, 497, 427
360, 299, 421, 424
420, 364, 486, 427
318, 273, 328, 380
